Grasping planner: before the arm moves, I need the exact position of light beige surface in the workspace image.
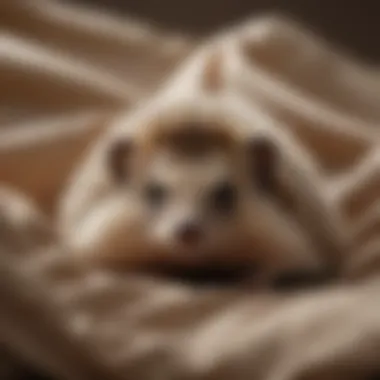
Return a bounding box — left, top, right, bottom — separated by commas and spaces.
1, 1, 380, 379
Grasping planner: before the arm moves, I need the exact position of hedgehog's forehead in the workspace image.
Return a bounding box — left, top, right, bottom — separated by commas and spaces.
139, 108, 241, 155
143, 150, 235, 194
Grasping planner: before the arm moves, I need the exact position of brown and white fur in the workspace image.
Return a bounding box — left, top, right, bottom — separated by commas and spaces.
58, 48, 348, 286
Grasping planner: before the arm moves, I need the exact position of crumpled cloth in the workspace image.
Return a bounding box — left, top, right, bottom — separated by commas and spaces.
1, 1, 380, 379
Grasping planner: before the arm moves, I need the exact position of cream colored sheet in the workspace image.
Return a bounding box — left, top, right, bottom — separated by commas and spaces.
1, 1, 380, 379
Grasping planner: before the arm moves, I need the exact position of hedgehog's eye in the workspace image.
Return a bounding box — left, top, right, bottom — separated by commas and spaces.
143, 182, 168, 208
210, 181, 238, 214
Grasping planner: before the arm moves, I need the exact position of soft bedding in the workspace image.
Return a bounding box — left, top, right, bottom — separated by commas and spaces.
1, 1, 380, 379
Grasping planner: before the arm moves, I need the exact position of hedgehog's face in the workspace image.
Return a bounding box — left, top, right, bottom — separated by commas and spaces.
134, 148, 245, 257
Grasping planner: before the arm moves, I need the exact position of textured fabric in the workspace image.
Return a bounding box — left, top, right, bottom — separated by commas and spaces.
1, 1, 380, 379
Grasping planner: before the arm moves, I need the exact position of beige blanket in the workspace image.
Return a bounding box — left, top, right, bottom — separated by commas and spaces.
1, 1, 380, 379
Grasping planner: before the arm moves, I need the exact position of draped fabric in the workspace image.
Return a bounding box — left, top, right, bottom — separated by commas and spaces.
1, 1, 380, 379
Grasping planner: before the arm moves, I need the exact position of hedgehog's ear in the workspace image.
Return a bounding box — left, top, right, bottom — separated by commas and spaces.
106, 138, 134, 182
201, 49, 225, 93
246, 136, 279, 194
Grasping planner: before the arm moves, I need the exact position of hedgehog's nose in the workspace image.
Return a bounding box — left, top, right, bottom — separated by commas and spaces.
177, 221, 203, 246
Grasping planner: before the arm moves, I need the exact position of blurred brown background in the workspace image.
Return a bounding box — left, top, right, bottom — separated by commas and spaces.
68, 0, 380, 63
